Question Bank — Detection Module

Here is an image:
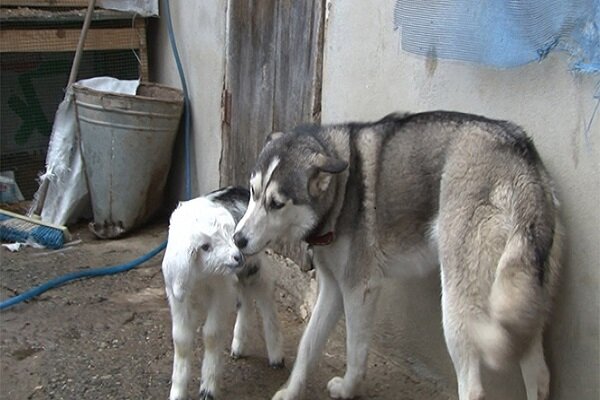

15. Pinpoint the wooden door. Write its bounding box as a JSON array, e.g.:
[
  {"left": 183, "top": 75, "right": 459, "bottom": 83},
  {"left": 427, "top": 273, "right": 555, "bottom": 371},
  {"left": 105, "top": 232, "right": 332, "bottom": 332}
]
[{"left": 221, "top": 0, "right": 325, "bottom": 267}]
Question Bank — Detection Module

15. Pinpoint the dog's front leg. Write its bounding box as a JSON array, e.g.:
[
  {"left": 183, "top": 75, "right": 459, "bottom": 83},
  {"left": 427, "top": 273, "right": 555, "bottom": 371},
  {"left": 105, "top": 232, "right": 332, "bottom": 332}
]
[
  {"left": 327, "top": 279, "right": 381, "bottom": 399},
  {"left": 231, "top": 285, "right": 252, "bottom": 360},
  {"left": 253, "top": 279, "right": 285, "bottom": 367},
  {"left": 169, "top": 296, "right": 200, "bottom": 400},
  {"left": 272, "top": 268, "right": 343, "bottom": 400},
  {"left": 200, "top": 290, "right": 230, "bottom": 399}
]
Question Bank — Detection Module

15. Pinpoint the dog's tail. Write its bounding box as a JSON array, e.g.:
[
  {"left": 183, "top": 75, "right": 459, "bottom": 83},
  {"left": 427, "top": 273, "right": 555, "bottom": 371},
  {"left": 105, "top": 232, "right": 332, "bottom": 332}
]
[{"left": 471, "top": 182, "right": 561, "bottom": 370}]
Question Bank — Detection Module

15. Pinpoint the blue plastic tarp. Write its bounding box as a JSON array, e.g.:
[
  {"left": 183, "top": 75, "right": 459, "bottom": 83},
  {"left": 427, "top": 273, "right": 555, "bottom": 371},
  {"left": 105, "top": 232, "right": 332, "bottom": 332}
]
[{"left": 394, "top": 0, "right": 600, "bottom": 72}]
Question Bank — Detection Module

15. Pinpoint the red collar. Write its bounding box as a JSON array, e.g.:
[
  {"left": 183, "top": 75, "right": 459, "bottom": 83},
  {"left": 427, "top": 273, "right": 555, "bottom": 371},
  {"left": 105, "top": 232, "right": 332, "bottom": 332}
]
[{"left": 306, "top": 231, "right": 335, "bottom": 246}]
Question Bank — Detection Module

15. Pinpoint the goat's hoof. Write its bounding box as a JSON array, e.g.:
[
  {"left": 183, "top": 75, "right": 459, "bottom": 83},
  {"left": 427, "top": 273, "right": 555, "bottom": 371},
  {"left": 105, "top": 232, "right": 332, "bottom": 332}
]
[
  {"left": 269, "top": 359, "right": 285, "bottom": 369},
  {"left": 231, "top": 351, "right": 247, "bottom": 360},
  {"left": 199, "top": 389, "right": 215, "bottom": 400}
]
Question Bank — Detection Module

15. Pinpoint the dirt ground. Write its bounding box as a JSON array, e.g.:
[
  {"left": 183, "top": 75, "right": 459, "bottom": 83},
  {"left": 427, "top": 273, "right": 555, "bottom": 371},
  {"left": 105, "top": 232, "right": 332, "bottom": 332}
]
[{"left": 0, "top": 221, "right": 453, "bottom": 400}]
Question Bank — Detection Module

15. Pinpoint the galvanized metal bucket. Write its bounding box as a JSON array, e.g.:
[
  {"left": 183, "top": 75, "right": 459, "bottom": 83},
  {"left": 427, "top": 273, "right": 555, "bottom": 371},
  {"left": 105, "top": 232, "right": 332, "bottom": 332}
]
[{"left": 73, "top": 82, "right": 184, "bottom": 239}]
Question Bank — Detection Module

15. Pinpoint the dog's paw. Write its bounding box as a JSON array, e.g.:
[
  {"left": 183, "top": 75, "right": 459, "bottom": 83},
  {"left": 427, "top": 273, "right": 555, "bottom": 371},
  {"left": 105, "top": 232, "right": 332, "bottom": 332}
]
[
  {"left": 231, "top": 338, "right": 247, "bottom": 359},
  {"left": 271, "top": 388, "right": 292, "bottom": 400},
  {"left": 327, "top": 376, "right": 355, "bottom": 399},
  {"left": 169, "top": 386, "right": 187, "bottom": 400},
  {"left": 199, "top": 388, "right": 215, "bottom": 400}
]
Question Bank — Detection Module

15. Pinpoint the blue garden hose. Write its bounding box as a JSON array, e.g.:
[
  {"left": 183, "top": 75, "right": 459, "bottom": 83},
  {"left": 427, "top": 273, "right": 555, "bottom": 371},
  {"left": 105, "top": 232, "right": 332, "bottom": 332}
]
[
  {"left": 163, "top": 0, "right": 192, "bottom": 200},
  {"left": 0, "top": 0, "right": 190, "bottom": 311},
  {"left": 0, "top": 242, "right": 167, "bottom": 310}
]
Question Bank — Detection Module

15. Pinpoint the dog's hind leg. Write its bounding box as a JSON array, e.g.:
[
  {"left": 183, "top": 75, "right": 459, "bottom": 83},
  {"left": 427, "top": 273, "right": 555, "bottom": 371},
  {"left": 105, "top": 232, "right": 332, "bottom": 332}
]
[
  {"left": 520, "top": 332, "right": 550, "bottom": 400},
  {"left": 200, "top": 289, "right": 231, "bottom": 399},
  {"left": 441, "top": 276, "right": 485, "bottom": 400},
  {"left": 451, "top": 345, "right": 484, "bottom": 400},
  {"left": 327, "top": 278, "right": 382, "bottom": 399},
  {"left": 169, "top": 296, "right": 200, "bottom": 400},
  {"left": 445, "top": 327, "right": 484, "bottom": 400},
  {"left": 272, "top": 268, "right": 343, "bottom": 400}
]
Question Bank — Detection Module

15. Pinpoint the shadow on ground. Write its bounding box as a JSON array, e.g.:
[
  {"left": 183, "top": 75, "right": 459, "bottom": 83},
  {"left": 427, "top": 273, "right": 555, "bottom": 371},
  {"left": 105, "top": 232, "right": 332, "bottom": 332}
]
[{"left": 0, "top": 222, "right": 453, "bottom": 400}]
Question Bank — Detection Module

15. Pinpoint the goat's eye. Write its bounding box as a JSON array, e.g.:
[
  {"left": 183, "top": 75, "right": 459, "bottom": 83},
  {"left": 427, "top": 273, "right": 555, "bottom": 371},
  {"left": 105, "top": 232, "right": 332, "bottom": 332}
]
[
  {"left": 270, "top": 199, "right": 285, "bottom": 210},
  {"left": 200, "top": 244, "right": 210, "bottom": 252}
]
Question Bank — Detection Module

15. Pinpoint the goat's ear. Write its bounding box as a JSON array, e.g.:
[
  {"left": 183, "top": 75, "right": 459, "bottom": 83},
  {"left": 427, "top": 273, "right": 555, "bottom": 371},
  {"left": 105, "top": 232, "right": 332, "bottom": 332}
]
[
  {"left": 265, "top": 131, "right": 286, "bottom": 144},
  {"left": 163, "top": 252, "right": 192, "bottom": 302},
  {"left": 314, "top": 154, "right": 348, "bottom": 174}
]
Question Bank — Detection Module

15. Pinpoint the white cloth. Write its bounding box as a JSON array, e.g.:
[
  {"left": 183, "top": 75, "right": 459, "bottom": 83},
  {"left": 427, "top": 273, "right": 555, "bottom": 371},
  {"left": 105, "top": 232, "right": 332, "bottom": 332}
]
[
  {"left": 32, "top": 77, "right": 140, "bottom": 225},
  {"left": 98, "top": 0, "right": 158, "bottom": 17}
]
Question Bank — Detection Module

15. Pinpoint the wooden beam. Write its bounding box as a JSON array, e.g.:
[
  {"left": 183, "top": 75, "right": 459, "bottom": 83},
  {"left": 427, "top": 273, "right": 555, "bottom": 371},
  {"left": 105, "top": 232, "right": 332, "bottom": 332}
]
[
  {"left": 135, "top": 19, "right": 149, "bottom": 79},
  {"left": 1, "top": 0, "right": 89, "bottom": 6},
  {"left": 0, "top": 7, "right": 140, "bottom": 24},
  {"left": 0, "top": 27, "right": 143, "bottom": 52}
]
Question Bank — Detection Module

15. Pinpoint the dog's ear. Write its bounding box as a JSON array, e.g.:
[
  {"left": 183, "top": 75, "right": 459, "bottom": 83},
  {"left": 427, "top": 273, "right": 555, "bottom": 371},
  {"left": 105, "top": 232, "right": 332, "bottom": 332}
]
[
  {"left": 309, "top": 172, "right": 333, "bottom": 196},
  {"left": 309, "top": 154, "right": 347, "bottom": 196},
  {"left": 314, "top": 154, "right": 348, "bottom": 174},
  {"left": 265, "top": 131, "right": 286, "bottom": 144}
]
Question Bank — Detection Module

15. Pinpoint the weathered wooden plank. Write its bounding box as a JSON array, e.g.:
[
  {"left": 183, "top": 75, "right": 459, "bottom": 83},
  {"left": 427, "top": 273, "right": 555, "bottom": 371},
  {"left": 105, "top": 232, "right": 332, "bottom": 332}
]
[
  {"left": 221, "top": 0, "right": 325, "bottom": 268},
  {"left": 0, "top": 26, "right": 144, "bottom": 53},
  {"left": 273, "top": 0, "right": 324, "bottom": 128},
  {"left": 272, "top": 0, "right": 325, "bottom": 266},
  {"left": 1, "top": 0, "right": 89, "bottom": 7},
  {"left": 136, "top": 19, "right": 149, "bottom": 80},
  {"left": 0, "top": 7, "right": 139, "bottom": 24},
  {"left": 221, "top": 0, "right": 278, "bottom": 187}
]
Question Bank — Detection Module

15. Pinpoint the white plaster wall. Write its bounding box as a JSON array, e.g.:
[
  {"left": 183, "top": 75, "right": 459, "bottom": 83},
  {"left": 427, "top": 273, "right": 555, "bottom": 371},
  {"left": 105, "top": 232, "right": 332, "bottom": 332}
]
[
  {"left": 148, "top": 1, "right": 598, "bottom": 397},
  {"left": 321, "top": 1, "right": 599, "bottom": 399},
  {"left": 150, "top": 0, "right": 227, "bottom": 199}
]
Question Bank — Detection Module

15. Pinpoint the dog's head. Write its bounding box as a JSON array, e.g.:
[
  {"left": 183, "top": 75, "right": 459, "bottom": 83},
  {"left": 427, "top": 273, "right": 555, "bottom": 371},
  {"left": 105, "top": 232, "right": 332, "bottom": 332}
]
[{"left": 234, "top": 129, "right": 347, "bottom": 255}]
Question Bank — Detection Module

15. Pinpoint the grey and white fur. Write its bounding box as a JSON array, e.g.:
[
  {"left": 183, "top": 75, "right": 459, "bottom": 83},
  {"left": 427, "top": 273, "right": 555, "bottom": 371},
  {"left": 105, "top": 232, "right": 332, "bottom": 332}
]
[
  {"left": 162, "top": 187, "right": 284, "bottom": 400},
  {"left": 234, "top": 112, "right": 562, "bottom": 400}
]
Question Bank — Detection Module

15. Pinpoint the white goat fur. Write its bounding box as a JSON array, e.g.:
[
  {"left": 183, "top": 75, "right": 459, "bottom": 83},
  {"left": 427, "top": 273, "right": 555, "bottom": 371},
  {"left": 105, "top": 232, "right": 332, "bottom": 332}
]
[{"left": 162, "top": 196, "right": 284, "bottom": 400}]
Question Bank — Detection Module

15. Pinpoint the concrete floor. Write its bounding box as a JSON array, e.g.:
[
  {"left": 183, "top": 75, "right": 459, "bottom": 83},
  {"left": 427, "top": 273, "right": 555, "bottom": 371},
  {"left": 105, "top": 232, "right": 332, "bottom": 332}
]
[{"left": 0, "top": 221, "right": 454, "bottom": 399}]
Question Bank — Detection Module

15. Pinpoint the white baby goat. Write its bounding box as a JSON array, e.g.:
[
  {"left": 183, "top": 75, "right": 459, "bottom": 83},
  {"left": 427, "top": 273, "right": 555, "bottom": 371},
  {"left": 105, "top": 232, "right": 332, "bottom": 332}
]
[{"left": 162, "top": 187, "right": 284, "bottom": 400}]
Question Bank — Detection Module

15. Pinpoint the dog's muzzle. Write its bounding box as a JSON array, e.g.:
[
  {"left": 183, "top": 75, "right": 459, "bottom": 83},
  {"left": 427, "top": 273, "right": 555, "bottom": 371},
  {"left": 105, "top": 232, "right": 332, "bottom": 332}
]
[{"left": 234, "top": 232, "right": 248, "bottom": 250}]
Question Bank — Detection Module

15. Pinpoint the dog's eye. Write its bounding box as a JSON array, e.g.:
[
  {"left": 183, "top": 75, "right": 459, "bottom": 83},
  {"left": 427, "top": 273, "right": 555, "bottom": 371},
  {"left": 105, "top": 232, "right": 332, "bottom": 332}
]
[
  {"left": 270, "top": 199, "right": 285, "bottom": 210},
  {"left": 200, "top": 244, "right": 211, "bottom": 252}
]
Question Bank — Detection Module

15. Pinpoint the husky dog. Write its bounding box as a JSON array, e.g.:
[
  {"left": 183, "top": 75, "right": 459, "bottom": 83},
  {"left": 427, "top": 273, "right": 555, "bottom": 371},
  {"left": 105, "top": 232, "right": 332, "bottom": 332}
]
[
  {"left": 162, "top": 187, "right": 284, "bottom": 400},
  {"left": 234, "top": 112, "right": 562, "bottom": 400}
]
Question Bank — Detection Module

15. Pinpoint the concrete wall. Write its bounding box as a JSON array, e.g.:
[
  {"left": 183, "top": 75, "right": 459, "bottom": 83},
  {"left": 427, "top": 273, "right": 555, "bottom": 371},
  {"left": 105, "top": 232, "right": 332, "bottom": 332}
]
[
  {"left": 151, "top": 1, "right": 598, "bottom": 398},
  {"left": 321, "top": 0, "right": 599, "bottom": 399},
  {"left": 150, "top": 0, "right": 227, "bottom": 199}
]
